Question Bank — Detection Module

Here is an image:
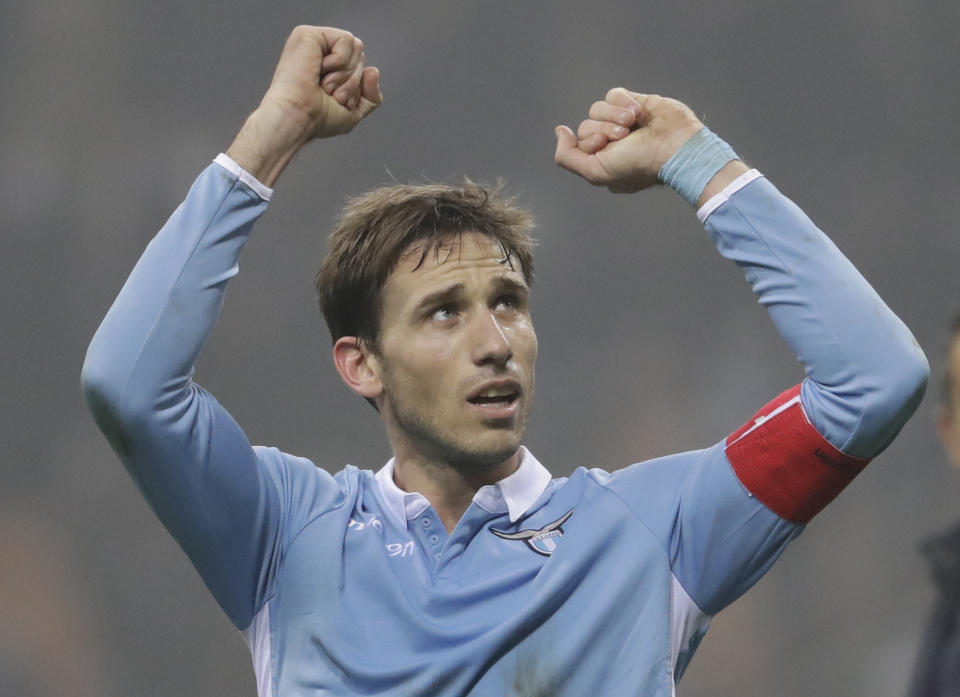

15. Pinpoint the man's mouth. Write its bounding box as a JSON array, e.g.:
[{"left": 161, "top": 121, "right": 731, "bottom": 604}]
[{"left": 466, "top": 381, "right": 522, "bottom": 409}]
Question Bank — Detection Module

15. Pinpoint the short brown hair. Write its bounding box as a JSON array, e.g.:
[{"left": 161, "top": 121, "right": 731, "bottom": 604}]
[{"left": 316, "top": 180, "right": 535, "bottom": 344}]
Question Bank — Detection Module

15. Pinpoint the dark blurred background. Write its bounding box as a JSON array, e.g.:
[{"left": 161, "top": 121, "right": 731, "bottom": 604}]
[{"left": 3, "top": 1, "right": 958, "bottom": 695}]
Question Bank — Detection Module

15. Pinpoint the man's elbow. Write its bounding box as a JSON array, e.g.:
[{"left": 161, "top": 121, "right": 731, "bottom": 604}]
[
  {"left": 884, "top": 339, "right": 929, "bottom": 416},
  {"left": 851, "top": 341, "right": 929, "bottom": 457},
  {"left": 81, "top": 346, "right": 117, "bottom": 409},
  {"left": 81, "top": 348, "right": 124, "bottom": 426},
  {"left": 81, "top": 346, "right": 148, "bottom": 436}
]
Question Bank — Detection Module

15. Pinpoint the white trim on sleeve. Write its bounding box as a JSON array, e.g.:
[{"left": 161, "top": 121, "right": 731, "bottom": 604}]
[
  {"left": 241, "top": 603, "right": 274, "bottom": 697},
  {"left": 669, "top": 574, "right": 711, "bottom": 683},
  {"left": 696, "top": 168, "right": 763, "bottom": 224},
  {"left": 213, "top": 153, "right": 274, "bottom": 202}
]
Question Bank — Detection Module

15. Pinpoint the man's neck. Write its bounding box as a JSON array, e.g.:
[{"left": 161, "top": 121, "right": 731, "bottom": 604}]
[{"left": 391, "top": 451, "right": 521, "bottom": 533}]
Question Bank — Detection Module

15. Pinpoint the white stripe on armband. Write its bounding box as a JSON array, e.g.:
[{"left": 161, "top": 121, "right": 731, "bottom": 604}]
[
  {"left": 696, "top": 169, "right": 763, "bottom": 224},
  {"left": 213, "top": 153, "right": 274, "bottom": 202}
]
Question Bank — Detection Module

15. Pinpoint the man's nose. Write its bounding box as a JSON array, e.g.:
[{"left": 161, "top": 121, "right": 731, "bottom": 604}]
[{"left": 471, "top": 310, "right": 513, "bottom": 367}]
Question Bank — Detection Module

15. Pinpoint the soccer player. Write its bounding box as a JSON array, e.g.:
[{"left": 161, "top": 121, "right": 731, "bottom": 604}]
[
  {"left": 82, "top": 25, "right": 928, "bottom": 696},
  {"left": 908, "top": 315, "right": 960, "bottom": 696}
]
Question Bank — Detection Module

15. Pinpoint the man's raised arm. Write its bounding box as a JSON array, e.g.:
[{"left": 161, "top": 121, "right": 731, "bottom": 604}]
[
  {"left": 554, "top": 88, "right": 928, "bottom": 510},
  {"left": 80, "top": 26, "right": 381, "bottom": 630}
]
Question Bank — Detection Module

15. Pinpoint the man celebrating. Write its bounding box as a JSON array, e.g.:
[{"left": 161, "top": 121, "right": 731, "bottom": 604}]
[{"left": 82, "top": 25, "right": 928, "bottom": 696}]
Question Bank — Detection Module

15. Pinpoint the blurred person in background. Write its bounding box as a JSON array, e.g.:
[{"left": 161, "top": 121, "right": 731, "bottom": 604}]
[
  {"left": 908, "top": 315, "right": 960, "bottom": 697},
  {"left": 0, "top": 511, "right": 111, "bottom": 697},
  {"left": 81, "top": 24, "right": 929, "bottom": 697}
]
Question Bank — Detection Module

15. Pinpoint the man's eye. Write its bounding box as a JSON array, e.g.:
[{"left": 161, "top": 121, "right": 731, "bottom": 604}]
[
  {"left": 430, "top": 306, "right": 457, "bottom": 321},
  {"left": 494, "top": 294, "right": 519, "bottom": 311}
]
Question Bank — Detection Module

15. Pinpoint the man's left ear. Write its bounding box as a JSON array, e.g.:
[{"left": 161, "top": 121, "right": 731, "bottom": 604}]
[{"left": 333, "top": 336, "right": 383, "bottom": 400}]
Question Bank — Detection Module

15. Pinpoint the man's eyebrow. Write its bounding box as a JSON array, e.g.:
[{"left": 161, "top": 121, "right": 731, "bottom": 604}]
[
  {"left": 413, "top": 283, "right": 465, "bottom": 312},
  {"left": 491, "top": 274, "right": 530, "bottom": 294}
]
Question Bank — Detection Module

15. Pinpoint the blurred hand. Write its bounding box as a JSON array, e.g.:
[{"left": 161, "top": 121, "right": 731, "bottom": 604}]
[
  {"left": 554, "top": 89, "right": 702, "bottom": 194},
  {"left": 227, "top": 25, "right": 383, "bottom": 186}
]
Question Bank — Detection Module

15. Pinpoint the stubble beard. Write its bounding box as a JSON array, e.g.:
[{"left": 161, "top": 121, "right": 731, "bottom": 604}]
[{"left": 387, "top": 385, "right": 534, "bottom": 475}]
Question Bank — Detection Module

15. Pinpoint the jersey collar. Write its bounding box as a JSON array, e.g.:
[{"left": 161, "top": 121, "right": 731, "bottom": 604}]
[{"left": 374, "top": 446, "right": 552, "bottom": 529}]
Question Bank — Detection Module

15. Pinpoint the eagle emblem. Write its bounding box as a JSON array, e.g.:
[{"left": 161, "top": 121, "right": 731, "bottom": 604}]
[{"left": 490, "top": 509, "right": 574, "bottom": 556}]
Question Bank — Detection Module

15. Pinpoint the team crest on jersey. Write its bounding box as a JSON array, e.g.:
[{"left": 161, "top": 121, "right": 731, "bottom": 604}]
[{"left": 490, "top": 509, "right": 574, "bottom": 556}]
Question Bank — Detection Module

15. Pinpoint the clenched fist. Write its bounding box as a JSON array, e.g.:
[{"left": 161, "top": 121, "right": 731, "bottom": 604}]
[
  {"left": 554, "top": 89, "right": 702, "bottom": 194},
  {"left": 227, "top": 26, "right": 383, "bottom": 187}
]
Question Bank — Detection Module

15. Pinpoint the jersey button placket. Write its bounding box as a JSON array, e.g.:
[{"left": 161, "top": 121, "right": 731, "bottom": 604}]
[{"left": 414, "top": 514, "right": 447, "bottom": 570}]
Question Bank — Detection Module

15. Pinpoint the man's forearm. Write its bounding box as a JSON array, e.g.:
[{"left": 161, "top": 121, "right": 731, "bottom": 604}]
[
  {"left": 81, "top": 158, "right": 269, "bottom": 429},
  {"left": 649, "top": 124, "right": 926, "bottom": 456},
  {"left": 700, "top": 172, "right": 928, "bottom": 458},
  {"left": 226, "top": 103, "right": 313, "bottom": 188}
]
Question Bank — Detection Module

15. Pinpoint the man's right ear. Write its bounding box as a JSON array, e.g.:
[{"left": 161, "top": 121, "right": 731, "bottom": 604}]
[{"left": 332, "top": 336, "right": 383, "bottom": 401}]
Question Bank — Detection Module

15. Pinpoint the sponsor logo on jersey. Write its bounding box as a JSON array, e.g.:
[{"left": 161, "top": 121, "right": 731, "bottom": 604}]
[
  {"left": 348, "top": 516, "right": 383, "bottom": 533},
  {"left": 490, "top": 509, "right": 574, "bottom": 556}
]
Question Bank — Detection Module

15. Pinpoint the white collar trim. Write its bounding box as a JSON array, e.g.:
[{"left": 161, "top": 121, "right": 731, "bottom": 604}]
[{"left": 374, "top": 446, "right": 551, "bottom": 529}]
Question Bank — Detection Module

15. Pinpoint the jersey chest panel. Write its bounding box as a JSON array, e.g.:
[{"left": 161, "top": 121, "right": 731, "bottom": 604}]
[{"left": 267, "top": 470, "right": 677, "bottom": 696}]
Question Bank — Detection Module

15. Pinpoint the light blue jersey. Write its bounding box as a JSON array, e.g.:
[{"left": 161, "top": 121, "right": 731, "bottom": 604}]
[{"left": 82, "top": 156, "right": 928, "bottom": 696}]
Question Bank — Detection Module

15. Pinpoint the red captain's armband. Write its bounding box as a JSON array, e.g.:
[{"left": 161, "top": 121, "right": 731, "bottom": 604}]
[{"left": 725, "top": 384, "right": 869, "bottom": 524}]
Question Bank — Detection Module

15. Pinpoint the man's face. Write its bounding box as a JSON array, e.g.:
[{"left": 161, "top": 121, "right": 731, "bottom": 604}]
[
  {"left": 371, "top": 232, "right": 537, "bottom": 470},
  {"left": 939, "top": 336, "right": 960, "bottom": 470}
]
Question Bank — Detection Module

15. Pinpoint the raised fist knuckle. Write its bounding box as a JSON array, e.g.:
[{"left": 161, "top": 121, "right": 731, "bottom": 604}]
[
  {"left": 290, "top": 25, "right": 317, "bottom": 42},
  {"left": 285, "top": 29, "right": 302, "bottom": 47}
]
